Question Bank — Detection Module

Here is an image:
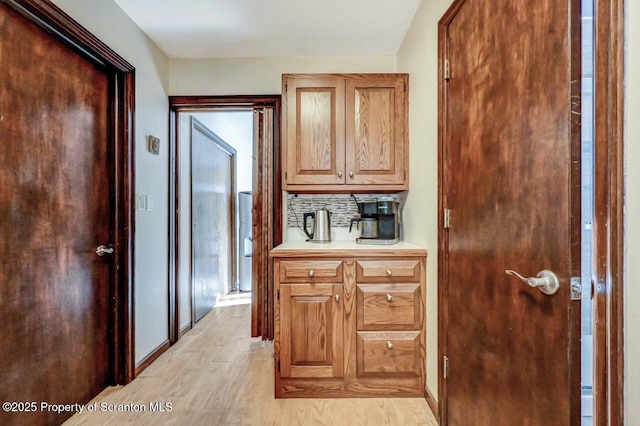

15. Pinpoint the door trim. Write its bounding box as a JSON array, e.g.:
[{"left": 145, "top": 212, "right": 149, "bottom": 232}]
[
  {"left": 593, "top": 0, "right": 625, "bottom": 423},
  {"left": 3, "top": 0, "right": 136, "bottom": 384},
  {"left": 168, "top": 95, "right": 282, "bottom": 343}
]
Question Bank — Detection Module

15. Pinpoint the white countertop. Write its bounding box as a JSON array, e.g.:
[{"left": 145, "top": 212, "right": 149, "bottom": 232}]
[{"left": 271, "top": 239, "right": 426, "bottom": 254}]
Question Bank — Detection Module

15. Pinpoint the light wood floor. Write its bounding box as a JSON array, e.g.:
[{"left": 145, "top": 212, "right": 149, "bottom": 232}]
[{"left": 65, "top": 299, "right": 437, "bottom": 425}]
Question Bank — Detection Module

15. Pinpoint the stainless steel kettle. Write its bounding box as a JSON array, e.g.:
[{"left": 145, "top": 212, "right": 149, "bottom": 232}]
[{"left": 303, "top": 209, "right": 332, "bottom": 242}]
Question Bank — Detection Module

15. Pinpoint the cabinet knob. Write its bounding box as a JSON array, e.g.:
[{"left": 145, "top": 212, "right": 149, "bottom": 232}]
[
  {"left": 335, "top": 294, "right": 340, "bottom": 302},
  {"left": 349, "top": 171, "right": 354, "bottom": 178},
  {"left": 386, "top": 269, "right": 393, "bottom": 276},
  {"left": 309, "top": 269, "right": 315, "bottom": 277},
  {"left": 338, "top": 171, "right": 343, "bottom": 178},
  {"left": 386, "top": 294, "right": 393, "bottom": 302},
  {"left": 387, "top": 341, "right": 394, "bottom": 350}
]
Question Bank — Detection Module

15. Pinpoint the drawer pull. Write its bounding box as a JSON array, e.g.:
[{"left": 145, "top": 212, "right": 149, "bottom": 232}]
[
  {"left": 386, "top": 294, "right": 394, "bottom": 302},
  {"left": 387, "top": 341, "right": 394, "bottom": 350},
  {"left": 335, "top": 294, "right": 340, "bottom": 302},
  {"left": 309, "top": 269, "right": 315, "bottom": 277},
  {"left": 386, "top": 269, "right": 393, "bottom": 276}
]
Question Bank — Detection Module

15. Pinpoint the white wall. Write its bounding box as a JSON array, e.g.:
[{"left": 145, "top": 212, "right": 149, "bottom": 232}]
[
  {"left": 192, "top": 111, "right": 254, "bottom": 192},
  {"left": 170, "top": 56, "right": 397, "bottom": 95},
  {"left": 51, "top": 0, "right": 171, "bottom": 364},
  {"left": 397, "top": 0, "right": 454, "bottom": 400},
  {"left": 626, "top": 0, "right": 639, "bottom": 420}
]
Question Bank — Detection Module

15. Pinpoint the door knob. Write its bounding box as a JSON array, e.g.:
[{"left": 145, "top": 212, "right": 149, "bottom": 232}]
[
  {"left": 96, "top": 245, "right": 114, "bottom": 256},
  {"left": 505, "top": 269, "right": 560, "bottom": 295}
]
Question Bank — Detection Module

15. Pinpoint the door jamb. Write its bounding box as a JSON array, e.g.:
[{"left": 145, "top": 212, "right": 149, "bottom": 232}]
[
  {"left": 3, "top": 0, "right": 136, "bottom": 385},
  {"left": 168, "top": 95, "right": 282, "bottom": 343},
  {"left": 593, "top": 0, "right": 625, "bottom": 423}
]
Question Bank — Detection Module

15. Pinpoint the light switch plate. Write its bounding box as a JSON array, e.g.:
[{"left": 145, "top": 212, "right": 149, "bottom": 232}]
[
  {"left": 137, "top": 194, "right": 146, "bottom": 211},
  {"left": 146, "top": 195, "right": 154, "bottom": 211},
  {"left": 147, "top": 135, "right": 160, "bottom": 155}
]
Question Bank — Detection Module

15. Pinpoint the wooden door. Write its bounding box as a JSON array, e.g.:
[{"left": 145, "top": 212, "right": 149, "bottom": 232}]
[
  {"left": 280, "top": 283, "right": 344, "bottom": 378},
  {"left": 440, "top": 0, "right": 581, "bottom": 424},
  {"left": 345, "top": 75, "right": 408, "bottom": 187},
  {"left": 191, "top": 118, "right": 236, "bottom": 323},
  {"left": 283, "top": 75, "right": 345, "bottom": 186},
  {"left": 0, "top": 4, "right": 114, "bottom": 425}
]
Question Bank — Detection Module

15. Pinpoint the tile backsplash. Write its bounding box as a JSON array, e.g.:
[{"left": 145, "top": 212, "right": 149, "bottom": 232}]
[{"left": 287, "top": 193, "right": 399, "bottom": 228}]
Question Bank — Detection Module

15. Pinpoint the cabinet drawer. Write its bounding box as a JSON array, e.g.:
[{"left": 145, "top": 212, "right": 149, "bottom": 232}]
[
  {"left": 356, "top": 331, "right": 420, "bottom": 378},
  {"left": 279, "top": 260, "right": 343, "bottom": 283},
  {"left": 356, "top": 284, "right": 420, "bottom": 330},
  {"left": 356, "top": 259, "right": 420, "bottom": 283}
]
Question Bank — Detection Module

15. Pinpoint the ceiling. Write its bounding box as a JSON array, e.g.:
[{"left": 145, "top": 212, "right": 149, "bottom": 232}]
[{"left": 113, "top": 0, "right": 422, "bottom": 59}]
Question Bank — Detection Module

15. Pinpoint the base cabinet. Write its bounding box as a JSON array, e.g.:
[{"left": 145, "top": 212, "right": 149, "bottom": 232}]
[{"left": 273, "top": 253, "right": 426, "bottom": 398}]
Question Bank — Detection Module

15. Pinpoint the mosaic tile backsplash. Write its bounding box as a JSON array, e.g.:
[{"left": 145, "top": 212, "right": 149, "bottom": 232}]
[{"left": 287, "top": 194, "right": 400, "bottom": 228}]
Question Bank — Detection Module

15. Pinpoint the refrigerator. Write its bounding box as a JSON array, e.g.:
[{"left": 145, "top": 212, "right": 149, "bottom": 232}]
[{"left": 238, "top": 191, "right": 252, "bottom": 292}]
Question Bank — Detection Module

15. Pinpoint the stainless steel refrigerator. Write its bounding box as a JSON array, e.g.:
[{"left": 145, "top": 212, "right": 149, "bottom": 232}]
[{"left": 238, "top": 191, "right": 252, "bottom": 292}]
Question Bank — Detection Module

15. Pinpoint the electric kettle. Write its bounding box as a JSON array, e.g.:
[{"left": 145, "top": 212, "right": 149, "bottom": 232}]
[{"left": 303, "top": 209, "right": 332, "bottom": 242}]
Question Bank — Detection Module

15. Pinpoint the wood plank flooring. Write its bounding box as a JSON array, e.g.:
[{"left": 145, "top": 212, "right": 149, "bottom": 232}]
[{"left": 65, "top": 299, "right": 437, "bottom": 425}]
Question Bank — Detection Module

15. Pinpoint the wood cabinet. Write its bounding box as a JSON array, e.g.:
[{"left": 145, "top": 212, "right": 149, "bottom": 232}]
[
  {"left": 282, "top": 74, "right": 409, "bottom": 192},
  {"left": 272, "top": 247, "right": 426, "bottom": 398}
]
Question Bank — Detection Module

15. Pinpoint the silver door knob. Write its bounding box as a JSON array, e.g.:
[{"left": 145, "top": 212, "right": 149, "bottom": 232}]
[
  {"left": 349, "top": 171, "right": 354, "bottom": 178},
  {"left": 386, "top": 294, "right": 394, "bottom": 302},
  {"left": 309, "top": 270, "right": 315, "bottom": 277},
  {"left": 338, "top": 171, "right": 343, "bottom": 178},
  {"left": 96, "top": 245, "right": 114, "bottom": 256},
  {"left": 335, "top": 294, "right": 340, "bottom": 302},
  {"left": 386, "top": 269, "right": 393, "bottom": 276},
  {"left": 505, "top": 269, "right": 560, "bottom": 295},
  {"left": 387, "top": 341, "right": 393, "bottom": 349}
]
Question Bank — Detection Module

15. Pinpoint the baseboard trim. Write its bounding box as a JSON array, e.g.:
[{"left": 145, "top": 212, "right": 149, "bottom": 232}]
[
  {"left": 134, "top": 339, "right": 170, "bottom": 377},
  {"left": 179, "top": 322, "right": 192, "bottom": 338},
  {"left": 424, "top": 386, "right": 439, "bottom": 423}
]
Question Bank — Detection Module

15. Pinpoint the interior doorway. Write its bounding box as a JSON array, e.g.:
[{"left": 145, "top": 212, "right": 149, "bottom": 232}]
[
  {"left": 169, "top": 96, "right": 282, "bottom": 343},
  {"left": 190, "top": 117, "right": 237, "bottom": 324}
]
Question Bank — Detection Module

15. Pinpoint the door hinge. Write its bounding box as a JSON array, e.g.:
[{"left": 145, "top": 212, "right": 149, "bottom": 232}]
[
  {"left": 444, "top": 208, "right": 451, "bottom": 229},
  {"left": 443, "top": 356, "right": 449, "bottom": 379},
  {"left": 403, "top": 80, "right": 407, "bottom": 92},
  {"left": 277, "top": 360, "right": 280, "bottom": 373},
  {"left": 404, "top": 170, "right": 407, "bottom": 181},
  {"left": 444, "top": 59, "right": 450, "bottom": 81},
  {"left": 570, "top": 277, "right": 582, "bottom": 300},
  {"left": 284, "top": 171, "right": 288, "bottom": 181},
  {"left": 277, "top": 289, "right": 280, "bottom": 300},
  {"left": 284, "top": 81, "right": 287, "bottom": 92}
]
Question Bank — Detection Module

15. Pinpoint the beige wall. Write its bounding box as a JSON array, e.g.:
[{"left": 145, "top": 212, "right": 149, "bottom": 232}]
[
  {"left": 397, "top": 0, "right": 454, "bottom": 400},
  {"left": 626, "top": 0, "right": 638, "bottom": 420},
  {"left": 50, "top": 0, "right": 171, "bottom": 364},
  {"left": 170, "top": 56, "right": 397, "bottom": 95}
]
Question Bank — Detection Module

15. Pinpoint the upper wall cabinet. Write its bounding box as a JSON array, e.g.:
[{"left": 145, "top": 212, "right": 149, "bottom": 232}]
[{"left": 282, "top": 74, "right": 409, "bottom": 193}]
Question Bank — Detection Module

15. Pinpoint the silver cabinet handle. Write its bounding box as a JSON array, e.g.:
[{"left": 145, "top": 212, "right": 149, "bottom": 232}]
[
  {"left": 335, "top": 294, "right": 340, "bottom": 302},
  {"left": 309, "top": 269, "right": 315, "bottom": 277},
  {"left": 386, "top": 269, "right": 393, "bottom": 276},
  {"left": 386, "top": 294, "right": 393, "bottom": 302},
  {"left": 387, "top": 341, "right": 393, "bottom": 349},
  {"left": 338, "top": 171, "right": 343, "bottom": 178},
  {"left": 96, "top": 245, "right": 114, "bottom": 256},
  {"left": 505, "top": 269, "right": 560, "bottom": 295},
  {"left": 349, "top": 171, "right": 354, "bottom": 178}
]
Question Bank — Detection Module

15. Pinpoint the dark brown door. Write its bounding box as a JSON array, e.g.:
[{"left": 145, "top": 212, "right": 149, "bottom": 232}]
[
  {"left": 0, "top": 4, "right": 113, "bottom": 425},
  {"left": 191, "top": 118, "right": 236, "bottom": 323},
  {"left": 440, "top": 0, "right": 580, "bottom": 424}
]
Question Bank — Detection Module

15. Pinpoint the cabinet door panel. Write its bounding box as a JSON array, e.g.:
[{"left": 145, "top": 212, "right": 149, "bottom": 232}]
[
  {"left": 280, "top": 283, "right": 343, "bottom": 378},
  {"left": 284, "top": 76, "right": 345, "bottom": 186},
  {"left": 346, "top": 75, "right": 407, "bottom": 186}
]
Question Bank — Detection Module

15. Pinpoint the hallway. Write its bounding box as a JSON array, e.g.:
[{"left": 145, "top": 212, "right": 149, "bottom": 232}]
[{"left": 65, "top": 300, "right": 437, "bottom": 425}]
